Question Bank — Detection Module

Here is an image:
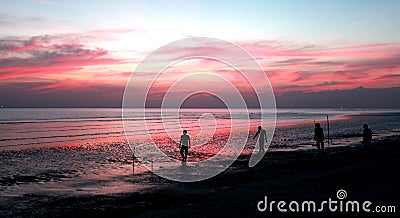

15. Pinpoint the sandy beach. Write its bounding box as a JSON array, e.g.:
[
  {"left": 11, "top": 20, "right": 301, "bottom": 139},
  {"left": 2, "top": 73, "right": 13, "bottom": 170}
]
[
  {"left": 0, "top": 113, "right": 399, "bottom": 217},
  {"left": 1, "top": 135, "right": 399, "bottom": 217}
]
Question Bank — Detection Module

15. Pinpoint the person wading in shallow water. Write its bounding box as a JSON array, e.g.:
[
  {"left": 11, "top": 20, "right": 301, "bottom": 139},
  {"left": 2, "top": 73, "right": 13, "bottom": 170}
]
[
  {"left": 253, "top": 126, "right": 266, "bottom": 153},
  {"left": 314, "top": 123, "right": 325, "bottom": 155},
  {"left": 179, "top": 130, "right": 190, "bottom": 162}
]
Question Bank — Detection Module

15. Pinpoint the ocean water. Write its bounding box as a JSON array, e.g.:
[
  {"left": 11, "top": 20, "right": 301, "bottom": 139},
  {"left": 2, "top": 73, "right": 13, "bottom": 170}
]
[
  {"left": 0, "top": 108, "right": 399, "bottom": 197},
  {"left": 1, "top": 108, "right": 400, "bottom": 150}
]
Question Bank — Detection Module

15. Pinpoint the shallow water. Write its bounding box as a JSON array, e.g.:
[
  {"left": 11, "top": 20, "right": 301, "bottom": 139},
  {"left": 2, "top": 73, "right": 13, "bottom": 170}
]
[
  {"left": 0, "top": 108, "right": 399, "bottom": 197},
  {"left": 1, "top": 108, "right": 398, "bottom": 149}
]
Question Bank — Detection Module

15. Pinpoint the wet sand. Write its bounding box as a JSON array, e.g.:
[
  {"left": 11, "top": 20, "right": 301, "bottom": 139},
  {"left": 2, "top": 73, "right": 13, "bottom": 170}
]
[{"left": 1, "top": 135, "right": 399, "bottom": 217}]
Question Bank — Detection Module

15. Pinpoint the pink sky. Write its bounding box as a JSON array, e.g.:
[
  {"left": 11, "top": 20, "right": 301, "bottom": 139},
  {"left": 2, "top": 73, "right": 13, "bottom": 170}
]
[
  {"left": 1, "top": 30, "right": 399, "bottom": 98},
  {"left": 1, "top": 0, "right": 400, "bottom": 107}
]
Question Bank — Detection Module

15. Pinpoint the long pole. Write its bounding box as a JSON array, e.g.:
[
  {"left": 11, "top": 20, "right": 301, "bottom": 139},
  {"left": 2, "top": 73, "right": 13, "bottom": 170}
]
[
  {"left": 132, "top": 144, "right": 136, "bottom": 174},
  {"left": 327, "top": 115, "right": 330, "bottom": 147}
]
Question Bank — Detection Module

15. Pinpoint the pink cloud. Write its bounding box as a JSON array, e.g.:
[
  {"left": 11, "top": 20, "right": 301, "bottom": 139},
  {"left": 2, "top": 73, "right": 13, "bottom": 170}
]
[
  {"left": 239, "top": 40, "right": 400, "bottom": 59},
  {"left": 132, "top": 39, "right": 400, "bottom": 95},
  {"left": 237, "top": 41, "right": 400, "bottom": 93},
  {"left": 0, "top": 34, "right": 126, "bottom": 80},
  {"left": 87, "top": 28, "right": 145, "bottom": 40},
  {"left": 1, "top": 32, "right": 400, "bottom": 107}
]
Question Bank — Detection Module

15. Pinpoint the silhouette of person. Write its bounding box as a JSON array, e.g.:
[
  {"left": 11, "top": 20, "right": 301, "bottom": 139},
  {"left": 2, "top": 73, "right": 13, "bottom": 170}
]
[
  {"left": 362, "top": 124, "right": 372, "bottom": 148},
  {"left": 314, "top": 123, "right": 325, "bottom": 155},
  {"left": 253, "top": 126, "right": 266, "bottom": 153},
  {"left": 179, "top": 130, "right": 190, "bottom": 162}
]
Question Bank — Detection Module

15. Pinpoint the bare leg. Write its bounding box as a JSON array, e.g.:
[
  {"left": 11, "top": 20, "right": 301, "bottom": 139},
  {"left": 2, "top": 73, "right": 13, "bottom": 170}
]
[
  {"left": 317, "top": 141, "right": 321, "bottom": 154},
  {"left": 321, "top": 141, "right": 325, "bottom": 154},
  {"left": 180, "top": 147, "right": 185, "bottom": 160},
  {"left": 259, "top": 141, "right": 265, "bottom": 153},
  {"left": 184, "top": 147, "right": 188, "bottom": 161}
]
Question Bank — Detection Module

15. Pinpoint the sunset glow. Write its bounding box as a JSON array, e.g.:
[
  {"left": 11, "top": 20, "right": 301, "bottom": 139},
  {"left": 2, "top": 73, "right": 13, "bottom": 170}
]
[{"left": 1, "top": 0, "right": 400, "bottom": 107}]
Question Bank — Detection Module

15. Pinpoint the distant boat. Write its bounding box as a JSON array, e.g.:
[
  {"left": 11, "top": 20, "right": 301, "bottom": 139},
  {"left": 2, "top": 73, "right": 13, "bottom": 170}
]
[{"left": 0, "top": 106, "right": 4, "bottom": 108}]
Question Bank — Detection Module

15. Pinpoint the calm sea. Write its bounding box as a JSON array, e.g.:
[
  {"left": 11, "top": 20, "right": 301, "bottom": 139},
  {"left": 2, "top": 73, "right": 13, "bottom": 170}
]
[{"left": 1, "top": 108, "right": 399, "bottom": 150}]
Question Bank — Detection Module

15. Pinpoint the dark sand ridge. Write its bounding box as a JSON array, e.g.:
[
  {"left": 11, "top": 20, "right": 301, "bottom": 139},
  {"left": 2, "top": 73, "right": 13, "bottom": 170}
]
[{"left": 1, "top": 135, "right": 399, "bottom": 217}]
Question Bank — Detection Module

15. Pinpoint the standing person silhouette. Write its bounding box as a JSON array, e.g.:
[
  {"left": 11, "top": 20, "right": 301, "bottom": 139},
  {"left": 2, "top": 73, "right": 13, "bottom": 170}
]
[
  {"left": 362, "top": 124, "right": 372, "bottom": 149},
  {"left": 253, "top": 126, "right": 266, "bottom": 153},
  {"left": 314, "top": 123, "right": 325, "bottom": 155},
  {"left": 179, "top": 130, "right": 190, "bottom": 162}
]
